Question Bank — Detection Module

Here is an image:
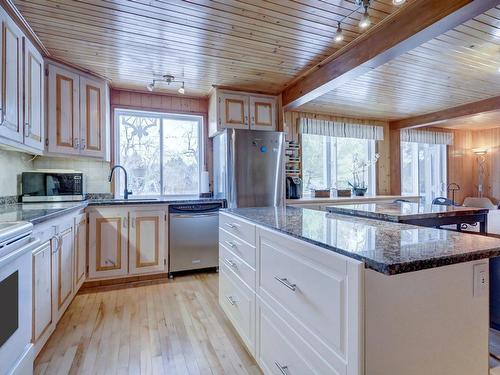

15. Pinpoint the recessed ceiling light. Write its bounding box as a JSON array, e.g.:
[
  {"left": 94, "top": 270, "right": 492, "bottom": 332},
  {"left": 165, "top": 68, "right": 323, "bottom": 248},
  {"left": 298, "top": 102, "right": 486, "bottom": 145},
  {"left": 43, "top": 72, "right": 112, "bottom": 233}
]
[{"left": 392, "top": 0, "right": 406, "bottom": 5}]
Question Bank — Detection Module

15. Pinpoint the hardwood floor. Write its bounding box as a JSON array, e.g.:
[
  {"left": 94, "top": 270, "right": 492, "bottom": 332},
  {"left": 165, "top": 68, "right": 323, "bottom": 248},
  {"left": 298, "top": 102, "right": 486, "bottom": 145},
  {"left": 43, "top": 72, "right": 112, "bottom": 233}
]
[{"left": 34, "top": 273, "right": 262, "bottom": 375}]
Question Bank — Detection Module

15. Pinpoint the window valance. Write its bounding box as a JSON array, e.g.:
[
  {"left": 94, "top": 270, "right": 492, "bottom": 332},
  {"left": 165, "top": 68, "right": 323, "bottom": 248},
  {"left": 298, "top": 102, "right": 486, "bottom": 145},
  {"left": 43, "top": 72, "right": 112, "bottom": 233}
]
[
  {"left": 298, "top": 117, "right": 384, "bottom": 140},
  {"left": 400, "top": 128, "right": 453, "bottom": 145}
]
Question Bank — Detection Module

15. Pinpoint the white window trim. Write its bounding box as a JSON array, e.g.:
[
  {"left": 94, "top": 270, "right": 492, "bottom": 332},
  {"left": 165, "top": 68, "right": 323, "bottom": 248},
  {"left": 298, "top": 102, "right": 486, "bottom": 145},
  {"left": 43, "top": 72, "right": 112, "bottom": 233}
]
[
  {"left": 113, "top": 108, "right": 204, "bottom": 198},
  {"left": 302, "top": 135, "right": 376, "bottom": 196}
]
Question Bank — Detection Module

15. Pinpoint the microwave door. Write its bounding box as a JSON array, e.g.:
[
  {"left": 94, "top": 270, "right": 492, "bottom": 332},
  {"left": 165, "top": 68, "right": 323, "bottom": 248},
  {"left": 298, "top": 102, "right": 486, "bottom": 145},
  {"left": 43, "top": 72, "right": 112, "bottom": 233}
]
[{"left": 46, "top": 175, "right": 57, "bottom": 196}]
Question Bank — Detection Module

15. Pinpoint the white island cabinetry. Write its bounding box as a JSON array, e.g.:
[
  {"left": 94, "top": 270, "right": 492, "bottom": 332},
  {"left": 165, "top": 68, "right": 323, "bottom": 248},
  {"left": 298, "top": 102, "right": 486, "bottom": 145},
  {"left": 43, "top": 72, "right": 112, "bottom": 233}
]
[{"left": 219, "top": 211, "right": 490, "bottom": 375}]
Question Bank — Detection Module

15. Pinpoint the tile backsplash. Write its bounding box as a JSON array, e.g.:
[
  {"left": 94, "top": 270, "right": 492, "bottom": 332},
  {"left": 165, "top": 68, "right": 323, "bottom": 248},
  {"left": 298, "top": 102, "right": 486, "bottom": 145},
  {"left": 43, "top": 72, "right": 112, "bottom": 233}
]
[
  {"left": 33, "top": 157, "right": 112, "bottom": 194},
  {"left": 0, "top": 150, "right": 34, "bottom": 196}
]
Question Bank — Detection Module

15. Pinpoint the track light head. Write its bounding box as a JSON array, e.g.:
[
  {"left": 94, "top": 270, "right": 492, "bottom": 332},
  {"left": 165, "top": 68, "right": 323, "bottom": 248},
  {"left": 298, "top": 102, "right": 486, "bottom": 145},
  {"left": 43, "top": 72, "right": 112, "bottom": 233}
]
[
  {"left": 178, "top": 82, "right": 185, "bottom": 95},
  {"left": 392, "top": 0, "right": 406, "bottom": 5},
  {"left": 359, "top": 6, "right": 371, "bottom": 29},
  {"left": 147, "top": 82, "right": 154, "bottom": 92},
  {"left": 334, "top": 21, "right": 344, "bottom": 43}
]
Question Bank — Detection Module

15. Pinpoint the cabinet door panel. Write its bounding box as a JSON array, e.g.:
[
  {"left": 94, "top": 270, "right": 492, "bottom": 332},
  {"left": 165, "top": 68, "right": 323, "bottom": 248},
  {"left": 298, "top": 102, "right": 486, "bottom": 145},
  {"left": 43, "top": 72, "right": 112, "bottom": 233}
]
[
  {"left": 23, "top": 38, "right": 44, "bottom": 151},
  {"left": 74, "top": 214, "right": 87, "bottom": 291},
  {"left": 250, "top": 96, "right": 276, "bottom": 131},
  {"left": 47, "top": 64, "right": 80, "bottom": 155},
  {"left": 219, "top": 92, "right": 248, "bottom": 129},
  {"left": 32, "top": 241, "right": 52, "bottom": 342},
  {"left": 89, "top": 210, "right": 128, "bottom": 279},
  {"left": 129, "top": 210, "right": 165, "bottom": 275},
  {"left": 80, "top": 77, "right": 105, "bottom": 157},
  {"left": 0, "top": 17, "right": 23, "bottom": 143},
  {"left": 57, "top": 227, "right": 73, "bottom": 313}
]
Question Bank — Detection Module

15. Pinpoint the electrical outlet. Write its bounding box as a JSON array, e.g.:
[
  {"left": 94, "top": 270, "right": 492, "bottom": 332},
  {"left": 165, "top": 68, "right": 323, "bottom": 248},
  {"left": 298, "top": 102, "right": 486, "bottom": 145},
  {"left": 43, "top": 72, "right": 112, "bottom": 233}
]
[{"left": 473, "top": 263, "right": 488, "bottom": 298}]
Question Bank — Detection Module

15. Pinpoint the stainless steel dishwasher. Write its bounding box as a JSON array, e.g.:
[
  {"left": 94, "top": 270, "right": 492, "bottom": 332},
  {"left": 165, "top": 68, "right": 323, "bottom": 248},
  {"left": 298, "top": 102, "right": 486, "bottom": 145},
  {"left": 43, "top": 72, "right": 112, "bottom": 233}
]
[{"left": 168, "top": 202, "right": 223, "bottom": 277}]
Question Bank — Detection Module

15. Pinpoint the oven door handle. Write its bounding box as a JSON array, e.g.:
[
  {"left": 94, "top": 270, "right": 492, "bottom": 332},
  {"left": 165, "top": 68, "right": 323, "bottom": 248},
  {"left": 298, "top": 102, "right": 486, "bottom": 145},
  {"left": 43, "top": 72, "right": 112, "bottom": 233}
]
[{"left": 0, "top": 238, "right": 40, "bottom": 266}]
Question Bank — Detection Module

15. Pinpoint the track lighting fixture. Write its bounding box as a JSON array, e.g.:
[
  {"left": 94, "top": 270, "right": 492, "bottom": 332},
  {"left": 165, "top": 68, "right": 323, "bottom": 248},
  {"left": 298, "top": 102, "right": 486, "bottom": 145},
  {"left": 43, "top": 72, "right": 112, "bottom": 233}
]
[
  {"left": 146, "top": 74, "right": 186, "bottom": 94},
  {"left": 359, "top": 6, "right": 371, "bottom": 29},
  {"left": 392, "top": 0, "right": 406, "bottom": 4},
  {"left": 334, "top": 21, "right": 344, "bottom": 42}
]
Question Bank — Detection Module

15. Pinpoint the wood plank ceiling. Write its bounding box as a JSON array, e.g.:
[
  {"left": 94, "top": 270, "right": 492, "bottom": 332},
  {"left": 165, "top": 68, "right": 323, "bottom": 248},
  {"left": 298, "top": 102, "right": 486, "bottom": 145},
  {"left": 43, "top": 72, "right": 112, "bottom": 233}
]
[
  {"left": 13, "top": 0, "right": 406, "bottom": 97},
  {"left": 297, "top": 5, "right": 500, "bottom": 121}
]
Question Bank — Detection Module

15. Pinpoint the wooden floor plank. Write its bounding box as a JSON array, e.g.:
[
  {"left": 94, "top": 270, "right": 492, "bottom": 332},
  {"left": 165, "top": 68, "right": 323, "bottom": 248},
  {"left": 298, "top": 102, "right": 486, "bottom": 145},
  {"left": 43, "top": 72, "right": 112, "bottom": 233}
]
[{"left": 34, "top": 274, "right": 261, "bottom": 375}]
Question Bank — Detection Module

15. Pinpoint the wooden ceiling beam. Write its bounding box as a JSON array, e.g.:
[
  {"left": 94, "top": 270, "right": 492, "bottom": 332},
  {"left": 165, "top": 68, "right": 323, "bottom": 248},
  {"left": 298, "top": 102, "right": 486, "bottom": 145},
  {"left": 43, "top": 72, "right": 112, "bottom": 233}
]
[
  {"left": 281, "top": 0, "right": 500, "bottom": 110},
  {"left": 389, "top": 95, "right": 500, "bottom": 130}
]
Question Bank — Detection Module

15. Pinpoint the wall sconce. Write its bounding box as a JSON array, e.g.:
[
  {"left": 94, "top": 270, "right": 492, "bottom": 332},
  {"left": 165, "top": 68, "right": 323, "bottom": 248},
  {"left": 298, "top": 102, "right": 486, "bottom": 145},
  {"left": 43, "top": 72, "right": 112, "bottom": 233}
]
[{"left": 473, "top": 148, "right": 488, "bottom": 197}]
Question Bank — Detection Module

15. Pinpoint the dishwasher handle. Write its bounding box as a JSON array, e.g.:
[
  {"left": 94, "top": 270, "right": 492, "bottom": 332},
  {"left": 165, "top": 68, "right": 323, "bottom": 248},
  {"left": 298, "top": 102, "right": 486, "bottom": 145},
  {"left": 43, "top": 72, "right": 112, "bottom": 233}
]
[{"left": 170, "top": 213, "right": 219, "bottom": 219}]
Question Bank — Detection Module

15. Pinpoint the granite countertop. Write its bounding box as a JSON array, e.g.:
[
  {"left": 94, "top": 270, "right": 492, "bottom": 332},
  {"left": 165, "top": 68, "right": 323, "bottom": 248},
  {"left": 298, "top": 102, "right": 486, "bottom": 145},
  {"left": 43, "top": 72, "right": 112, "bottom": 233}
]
[
  {"left": 0, "top": 197, "right": 225, "bottom": 225},
  {"left": 286, "top": 195, "right": 421, "bottom": 205},
  {"left": 0, "top": 201, "right": 89, "bottom": 225},
  {"left": 327, "top": 202, "right": 489, "bottom": 221},
  {"left": 223, "top": 206, "right": 500, "bottom": 275}
]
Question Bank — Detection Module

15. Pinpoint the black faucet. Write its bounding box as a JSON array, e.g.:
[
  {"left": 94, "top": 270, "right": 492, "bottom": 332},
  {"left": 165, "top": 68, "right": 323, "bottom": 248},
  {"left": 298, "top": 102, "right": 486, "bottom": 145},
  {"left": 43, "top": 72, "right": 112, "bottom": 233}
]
[{"left": 108, "top": 165, "right": 132, "bottom": 199}]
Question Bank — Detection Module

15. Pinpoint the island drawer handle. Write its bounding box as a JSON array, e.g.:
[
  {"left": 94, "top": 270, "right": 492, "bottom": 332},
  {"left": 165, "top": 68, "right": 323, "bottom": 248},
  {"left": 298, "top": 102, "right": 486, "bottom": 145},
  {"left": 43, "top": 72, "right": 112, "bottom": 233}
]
[
  {"left": 224, "top": 258, "right": 237, "bottom": 269},
  {"left": 225, "top": 240, "right": 239, "bottom": 248},
  {"left": 225, "top": 222, "right": 240, "bottom": 229},
  {"left": 274, "top": 361, "right": 289, "bottom": 375},
  {"left": 226, "top": 295, "right": 237, "bottom": 306},
  {"left": 274, "top": 276, "right": 297, "bottom": 292}
]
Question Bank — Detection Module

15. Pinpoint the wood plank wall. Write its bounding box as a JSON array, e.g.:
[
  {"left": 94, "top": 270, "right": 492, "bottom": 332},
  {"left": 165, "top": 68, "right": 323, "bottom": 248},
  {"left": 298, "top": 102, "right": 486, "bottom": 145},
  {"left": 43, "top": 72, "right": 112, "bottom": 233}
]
[
  {"left": 472, "top": 128, "right": 500, "bottom": 204},
  {"left": 109, "top": 89, "right": 213, "bottom": 187},
  {"left": 448, "top": 129, "right": 474, "bottom": 204},
  {"left": 284, "top": 110, "right": 391, "bottom": 195}
]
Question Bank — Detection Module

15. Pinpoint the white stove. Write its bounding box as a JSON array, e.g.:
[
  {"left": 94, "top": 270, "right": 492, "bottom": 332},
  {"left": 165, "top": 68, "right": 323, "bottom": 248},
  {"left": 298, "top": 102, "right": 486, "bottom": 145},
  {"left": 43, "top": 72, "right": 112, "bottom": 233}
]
[{"left": 0, "top": 221, "right": 38, "bottom": 375}]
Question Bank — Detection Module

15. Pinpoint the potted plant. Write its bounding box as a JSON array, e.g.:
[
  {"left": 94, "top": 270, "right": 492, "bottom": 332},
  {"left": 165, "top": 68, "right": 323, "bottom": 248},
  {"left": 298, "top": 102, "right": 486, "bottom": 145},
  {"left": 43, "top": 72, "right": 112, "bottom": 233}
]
[{"left": 349, "top": 153, "right": 380, "bottom": 196}]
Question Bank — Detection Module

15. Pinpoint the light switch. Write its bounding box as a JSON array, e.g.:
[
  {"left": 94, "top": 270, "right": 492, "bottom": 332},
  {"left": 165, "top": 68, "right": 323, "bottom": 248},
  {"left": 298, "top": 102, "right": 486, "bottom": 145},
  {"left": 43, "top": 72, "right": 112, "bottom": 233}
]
[{"left": 473, "top": 263, "right": 488, "bottom": 298}]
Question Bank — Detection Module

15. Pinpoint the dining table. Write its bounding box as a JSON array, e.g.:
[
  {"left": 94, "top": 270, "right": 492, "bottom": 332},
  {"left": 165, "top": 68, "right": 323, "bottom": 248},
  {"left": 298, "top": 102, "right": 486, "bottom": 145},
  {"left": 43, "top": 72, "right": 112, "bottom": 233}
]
[{"left": 326, "top": 201, "right": 490, "bottom": 234}]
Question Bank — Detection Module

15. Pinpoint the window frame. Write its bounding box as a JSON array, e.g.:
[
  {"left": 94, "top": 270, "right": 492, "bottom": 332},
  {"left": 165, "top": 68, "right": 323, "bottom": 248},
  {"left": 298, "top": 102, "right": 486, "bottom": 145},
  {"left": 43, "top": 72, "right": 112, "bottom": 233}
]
[
  {"left": 301, "top": 134, "right": 377, "bottom": 196},
  {"left": 113, "top": 108, "right": 204, "bottom": 198},
  {"left": 400, "top": 141, "right": 447, "bottom": 203}
]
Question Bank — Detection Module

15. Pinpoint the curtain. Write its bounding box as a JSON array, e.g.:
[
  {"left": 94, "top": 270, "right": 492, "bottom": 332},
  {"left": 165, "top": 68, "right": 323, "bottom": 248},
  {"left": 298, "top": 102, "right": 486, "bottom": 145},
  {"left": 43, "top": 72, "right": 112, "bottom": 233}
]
[
  {"left": 298, "top": 117, "right": 384, "bottom": 140},
  {"left": 400, "top": 128, "right": 453, "bottom": 145}
]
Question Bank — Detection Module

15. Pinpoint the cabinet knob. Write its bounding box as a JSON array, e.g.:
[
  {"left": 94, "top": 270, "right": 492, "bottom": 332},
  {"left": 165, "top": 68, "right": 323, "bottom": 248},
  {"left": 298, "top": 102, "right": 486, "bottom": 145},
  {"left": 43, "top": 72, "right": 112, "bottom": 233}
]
[
  {"left": 81, "top": 139, "right": 86, "bottom": 150},
  {"left": 73, "top": 138, "right": 80, "bottom": 149}
]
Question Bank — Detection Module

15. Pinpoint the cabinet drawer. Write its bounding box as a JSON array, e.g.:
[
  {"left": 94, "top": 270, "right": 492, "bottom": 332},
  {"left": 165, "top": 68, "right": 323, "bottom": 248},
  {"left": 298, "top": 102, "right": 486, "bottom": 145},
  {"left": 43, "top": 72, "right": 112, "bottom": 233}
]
[
  {"left": 219, "top": 264, "right": 255, "bottom": 354},
  {"left": 219, "top": 228, "right": 256, "bottom": 268},
  {"left": 219, "top": 213, "right": 255, "bottom": 246},
  {"left": 220, "top": 242, "right": 255, "bottom": 291},
  {"left": 259, "top": 230, "right": 348, "bottom": 356},
  {"left": 258, "top": 301, "right": 337, "bottom": 375}
]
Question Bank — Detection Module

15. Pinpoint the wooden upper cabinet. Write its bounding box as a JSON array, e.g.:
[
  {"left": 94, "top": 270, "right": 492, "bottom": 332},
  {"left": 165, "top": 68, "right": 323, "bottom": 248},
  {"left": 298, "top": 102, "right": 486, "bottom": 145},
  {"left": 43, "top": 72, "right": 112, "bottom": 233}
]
[
  {"left": 48, "top": 64, "right": 80, "bottom": 155},
  {"left": 219, "top": 92, "right": 249, "bottom": 129},
  {"left": 79, "top": 76, "right": 105, "bottom": 158},
  {"left": 23, "top": 38, "right": 44, "bottom": 151},
  {"left": 209, "top": 89, "right": 278, "bottom": 137},
  {"left": 0, "top": 14, "right": 23, "bottom": 143},
  {"left": 250, "top": 96, "right": 276, "bottom": 131},
  {"left": 128, "top": 210, "right": 165, "bottom": 275},
  {"left": 47, "top": 62, "right": 108, "bottom": 158}
]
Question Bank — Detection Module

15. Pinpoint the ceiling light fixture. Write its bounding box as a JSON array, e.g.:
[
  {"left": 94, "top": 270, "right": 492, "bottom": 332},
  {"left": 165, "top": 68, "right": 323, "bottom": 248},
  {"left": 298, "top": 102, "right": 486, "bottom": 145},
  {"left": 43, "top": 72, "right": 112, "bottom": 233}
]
[
  {"left": 392, "top": 0, "right": 406, "bottom": 5},
  {"left": 146, "top": 74, "right": 185, "bottom": 94},
  {"left": 334, "top": 21, "right": 344, "bottom": 42},
  {"left": 359, "top": 5, "right": 371, "bottom": 29}
]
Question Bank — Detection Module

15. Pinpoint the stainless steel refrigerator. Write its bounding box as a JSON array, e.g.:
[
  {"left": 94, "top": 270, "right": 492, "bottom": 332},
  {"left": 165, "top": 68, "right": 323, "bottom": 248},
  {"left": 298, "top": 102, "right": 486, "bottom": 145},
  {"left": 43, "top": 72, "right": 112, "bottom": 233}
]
[{"left": 213, "top": 129, "right": 285, "bottom": 208}]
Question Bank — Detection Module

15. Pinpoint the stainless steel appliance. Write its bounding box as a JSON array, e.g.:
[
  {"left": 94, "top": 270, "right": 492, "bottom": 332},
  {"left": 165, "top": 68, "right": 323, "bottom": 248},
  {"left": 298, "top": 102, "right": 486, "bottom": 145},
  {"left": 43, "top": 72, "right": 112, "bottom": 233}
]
[
  {"left": 213, "top": 129, "right": 285, "bottom": 208},
  {"left": 169, "top": 202, "right": 224, "bottom": 277},
  {"left": 21, "top": 170, "right": 85, "bottom": 202},
  {"left": 0, "top": 221, "right": 39, "bottom": 375}
]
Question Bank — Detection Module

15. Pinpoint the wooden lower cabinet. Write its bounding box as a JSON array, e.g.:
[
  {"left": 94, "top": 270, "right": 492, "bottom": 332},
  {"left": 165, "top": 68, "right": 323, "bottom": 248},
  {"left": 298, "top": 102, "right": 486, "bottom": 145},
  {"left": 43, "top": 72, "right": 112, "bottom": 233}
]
[
  {"left": 88, "top": 206, "right": 167, "bottom": 280},
  {"left": 54, "top": 225, "right": 74, "bottom": 320},
  {"left": 129, "top": 210, "right": 165, "bottom": 275},
  {"left": 74, "top": 213, "right": 87, "bottom": 290},
  {"left": 32, "top": 241, "right": 52, "bottom": 343},
  {"left": 88, "top": 209, "right": 128, "bottom": 279}
]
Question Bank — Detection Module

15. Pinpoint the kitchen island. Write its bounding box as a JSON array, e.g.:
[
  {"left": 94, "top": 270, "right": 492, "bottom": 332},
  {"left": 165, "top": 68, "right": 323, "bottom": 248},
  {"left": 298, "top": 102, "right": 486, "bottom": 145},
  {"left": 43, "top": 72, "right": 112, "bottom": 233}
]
[{"left": 218, "top": 206, "right": 500, "bottom": 375}]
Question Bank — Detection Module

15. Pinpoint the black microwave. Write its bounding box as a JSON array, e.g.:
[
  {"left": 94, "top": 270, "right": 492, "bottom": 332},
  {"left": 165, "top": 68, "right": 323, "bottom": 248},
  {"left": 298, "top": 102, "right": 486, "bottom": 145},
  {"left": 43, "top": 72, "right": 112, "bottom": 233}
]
[{"left": 21, "top": 171, "right": 85, "bottom": 202}]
